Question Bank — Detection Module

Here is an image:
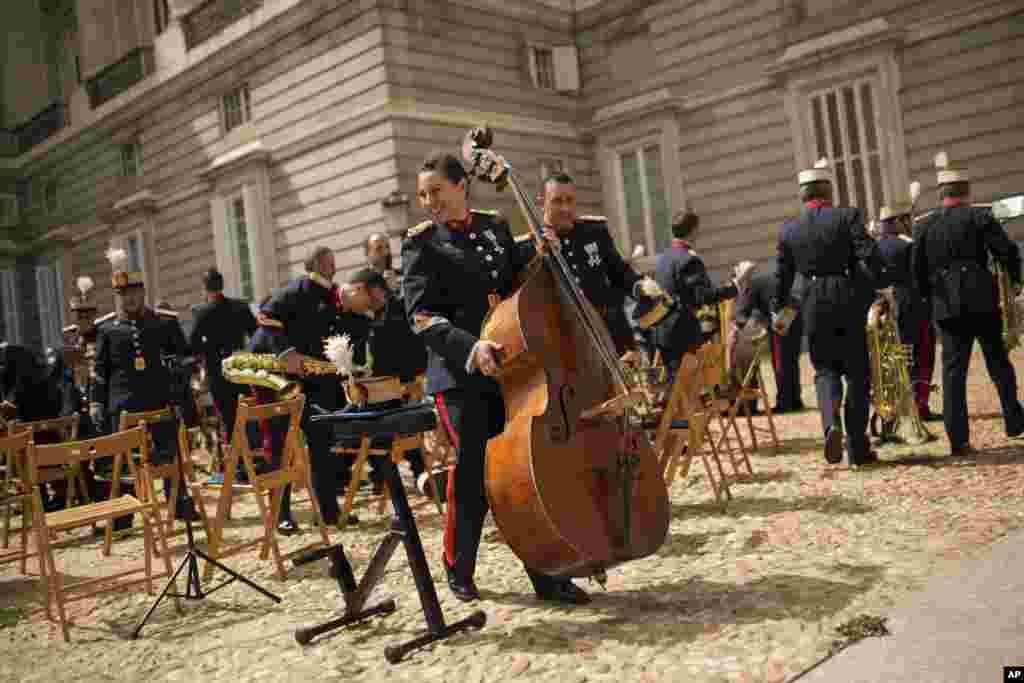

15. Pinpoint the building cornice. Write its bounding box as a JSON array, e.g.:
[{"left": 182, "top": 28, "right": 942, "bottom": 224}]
[
  {"left": 97, "top": 189, "right": 160, "bottom": 224},
  {"left": 198, "top": 140, "right": 272, "bottom": 182},
  {"left": 582, "top": 78, "right": 775, "bottom": 139},
  {"left": 766, "top": 18, "right": 905, "bottom": 79},
  {"left": 905, "top": 0, "right": 1022, "bottom": 44}
]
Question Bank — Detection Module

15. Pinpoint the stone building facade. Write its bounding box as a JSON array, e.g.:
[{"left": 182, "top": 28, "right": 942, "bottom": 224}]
[{"left": 1, "top": 0, "right": 1022, "bottom": 349}]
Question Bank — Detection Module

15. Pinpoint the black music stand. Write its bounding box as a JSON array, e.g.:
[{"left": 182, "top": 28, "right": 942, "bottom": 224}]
[
  {"left": 131, "top": 405, "right": 281, "bottom": 639},
  {"left": 295, "top": 406, "right": 485, "bottom": 663}
]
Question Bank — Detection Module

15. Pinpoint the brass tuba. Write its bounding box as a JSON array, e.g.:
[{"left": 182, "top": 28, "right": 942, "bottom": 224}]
[
  {"left": 866, "top": 290, "right": 933, "bottom": 444},
  {"left": 994, "top": 260, "right": 1020, "bottom": 351}
]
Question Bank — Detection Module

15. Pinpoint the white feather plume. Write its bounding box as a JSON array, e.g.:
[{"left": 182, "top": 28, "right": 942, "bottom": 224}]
[
  {"left": 909, "top": 181, "right": 921, "bottom": 204},
  {"left": 105, "top": 247, "right": 128, "bottom": 271},
  {"left": 813, "top": 157, "right": 829, "bottom": 169},
  {"left": 76, "top": 276, "right": 94, "bottom": 296},
  {"left": 324, "top": 334, "right": 355, "bottom": 375},
  {"left": 934, "top": 151, "right": 949, "bottom": 169}
]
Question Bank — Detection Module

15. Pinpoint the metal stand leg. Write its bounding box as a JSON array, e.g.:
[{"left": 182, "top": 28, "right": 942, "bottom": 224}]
[
  {"left": 293, "top": 458, "right": 485, "bottom": 662},
  {"left": 132, "top": 446, "right": 281, "bottom": 639}
]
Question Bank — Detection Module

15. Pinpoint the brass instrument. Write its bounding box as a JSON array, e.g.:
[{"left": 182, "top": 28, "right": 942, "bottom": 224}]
[
  {"left": 994, "top": 260, "right": 1020, "bottom": 351},
  {"left": 220, "top": 352, "right": 344, "bottom": 398},
  {"left": 866, "top": 291, "right": 932, "bottom": 444}
]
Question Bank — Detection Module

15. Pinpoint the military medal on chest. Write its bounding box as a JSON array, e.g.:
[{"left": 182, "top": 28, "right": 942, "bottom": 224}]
[
  {"left": 483, "top": 229, "right": 504, "bottom": 254},
  {"left": 584, "top": 242, "right": 601, "bottom": 267},
  {"left": 132, "top": 327, "right": 146, "bottom": 371}
]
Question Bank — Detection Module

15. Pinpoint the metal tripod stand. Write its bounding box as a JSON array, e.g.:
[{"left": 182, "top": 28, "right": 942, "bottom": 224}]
[{"left": 131, "top": 410, "right": 281, "bottom": 638}]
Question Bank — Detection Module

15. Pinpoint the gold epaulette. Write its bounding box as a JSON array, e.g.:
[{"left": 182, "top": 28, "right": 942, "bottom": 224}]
[
  {"left": 514, "top": 233, "right": 533, "bottom": 243},
  {"left": 470, "top": 208, "right": 500, "bottom": 217},
  {"left": 577, "top": 215, "right": 607, "bottom": 222},
  {"left": 62, "top": 324, "right": 79, "bottom": 334},
  {"left": 155, "top": 308, "right": 179, "bottom": 319},
  {"left": 898, "top": 234, "right": 913, "bottom": 243},
  {"left": 406, "top": 220, "right": 434, "bottom": 239},
  {"left": 94, "top": 312, "right": 116, "bottom": 326}
]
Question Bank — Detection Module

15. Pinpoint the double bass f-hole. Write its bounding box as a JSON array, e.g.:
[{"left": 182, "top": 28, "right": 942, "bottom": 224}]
[{"left": 551, "top": 383, "right": 576, "bottom": 443}]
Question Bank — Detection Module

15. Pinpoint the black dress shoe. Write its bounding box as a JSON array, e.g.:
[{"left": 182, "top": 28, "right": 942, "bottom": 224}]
[
  {"left": 850, "top": 450, "right": 879, "bottom": 468},
  {"left": 277, "top": 518, "right": 299, "bottom": 535},
  {"left": 824, "top": 426, "right": 844, "bottom": 464},
  {"left": 443, "top": 562, "right": 480, "bottom": 602},
  {"left": 536, "top": 579, "right": 591, "bottom": 605},
  {"left": 950, "top": 444, "right": 977, "bottom": 458}
]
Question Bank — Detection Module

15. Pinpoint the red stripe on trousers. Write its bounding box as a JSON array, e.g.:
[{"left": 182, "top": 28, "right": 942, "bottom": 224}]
[
  {"left": 434, "top": 393, "right": 460, "bottom": 569},
  {"left": 771, "top": 332, "right": 782, "bottom": 375}
]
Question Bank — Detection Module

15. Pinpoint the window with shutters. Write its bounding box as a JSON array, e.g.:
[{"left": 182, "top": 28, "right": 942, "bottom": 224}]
[
  {"left": 807, "top": 77, "right": 887, "bottom": 219},
  {"left": 121, "top": 141, "right": 141, "bottom": 177},
  {"left": 221, "top": 84, "right": 252, "bottom": 134},
  {"left": 527, "top": 45, "right": 579, "bottom": 92},
  {"left": 35, "top": 261, "right": 65, "bottom": 352},
  {"left": 226, "top": 194, "right": 255, "bottom": 301},
  {"left": 617, "top": 144, "right": 671, "bottom": 256},
  {"left": 0, "top": 269, "right": 21, "bottom": 345}
]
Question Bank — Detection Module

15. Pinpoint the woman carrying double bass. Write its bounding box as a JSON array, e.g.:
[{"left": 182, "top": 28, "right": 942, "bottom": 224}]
[{"left": 401, "top": 151, "right": 591, "bottom": 605}]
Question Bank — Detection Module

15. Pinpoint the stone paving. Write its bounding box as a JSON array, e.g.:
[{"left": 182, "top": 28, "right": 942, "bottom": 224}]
[{"left": 2, "top": 347, "right": 1024, "bottom": 682}]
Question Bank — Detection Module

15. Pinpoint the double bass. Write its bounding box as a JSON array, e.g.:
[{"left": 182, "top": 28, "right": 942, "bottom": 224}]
[{"left": 461, "top": 127, "right": 670, "bottom": 579}]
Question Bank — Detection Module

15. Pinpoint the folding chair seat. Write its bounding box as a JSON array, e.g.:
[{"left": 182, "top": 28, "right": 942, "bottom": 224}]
[
  {"left": 28, "top": 427, "right": 178, "bottom": 642},
  {"left": 196, "top": 394, "right": 330, "bottom": 581},
  {"left": 106, "top": 408, "right": 210, "bottom": 555},
  {"left": 651, "top": 353, "right": 732, "bottom": 505}
]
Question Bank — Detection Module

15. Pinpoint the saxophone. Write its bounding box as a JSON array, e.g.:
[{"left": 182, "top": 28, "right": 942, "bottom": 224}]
[
  {"left": 220, "top": 352, "right": 344, "bottom": 398},
  {"left": 866, "top": 291, "right": 933, "bottom": 444}
]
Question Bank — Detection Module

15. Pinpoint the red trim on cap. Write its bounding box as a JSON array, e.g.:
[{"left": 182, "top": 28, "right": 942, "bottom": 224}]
[
  {"left": 805, "top": 200, "right": 833, "bottom": 209},
  {"left": 942, "top": 198, "right": 964, "bottom": 208},
  {"left": 671, "top": 239, "right": 691, "bottom": 250}
]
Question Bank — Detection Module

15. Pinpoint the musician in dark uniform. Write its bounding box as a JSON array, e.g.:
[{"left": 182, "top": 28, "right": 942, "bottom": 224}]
[
  {"left": 912, "top": 153, "right": 1024, "bottom": 455},
  {"left": 772, "top": 159, "right": 883, "bottom": 467},
  {"left": 403, "top": 151, "right": 589, "bottom": 605},
  {"left": 255, "top": 245, "right": 364, "bottom": 528},
  {"left": 653, "top": 209, "right": 753, "bottom": 383},
  {"left": 529, "top": 172, "right": 665, "bottom": 356},
  {"left": 735, "top": 268, "right": 805, "bottom": 413},
  {"left": 62, "top": 275, "right": 102, "bottom": 438},
  {"left": 875, "top": 199, "right": 937, "bottom": 421},
  {"left": 341, "top": 268, "right": 431, "bottom": 491},
  {"left": 189, "top": 268, "right": 258, "bottom": 447},
  {"left": 365, "top": 232, "right": 402, "bottom": 292},
  {"left": 90, "top": 248, "right": 190, "bottom": 522}
]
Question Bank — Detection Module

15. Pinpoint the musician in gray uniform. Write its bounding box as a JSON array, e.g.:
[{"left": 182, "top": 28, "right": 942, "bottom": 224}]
[
  {"left": 772, "top": 159, "right": 884, "bottom": 467},
  {"left": 912, "top": 153, "right": 1024, "bottom": 455}
]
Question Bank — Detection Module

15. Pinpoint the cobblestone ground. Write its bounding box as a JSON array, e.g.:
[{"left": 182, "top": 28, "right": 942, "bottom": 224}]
[{"left": 3, "top": 348, "right": 1024, "bottom": 683}]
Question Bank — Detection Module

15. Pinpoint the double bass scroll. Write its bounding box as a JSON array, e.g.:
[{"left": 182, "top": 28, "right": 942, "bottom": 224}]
[{"left": 461, "top": 126, "right": 670, "bottom": 579}]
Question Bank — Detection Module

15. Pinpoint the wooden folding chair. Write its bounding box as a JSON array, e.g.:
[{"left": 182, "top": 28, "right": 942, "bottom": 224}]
[
  {"left": 197, "top": 394, "right": 329, "bottom": 581},
  {"left": 9, "top": 415, "right": 90, "bottom": 521},
  {"left": 719, "top": 334, "right": 780, "bottom": 455},
  {"left": 698, "top": 342, "right": 755, "bottom": 478},
  {"left": 107, "top": 408, "right": 210, "bottom": 555},
  {"left": 0, "top": 431, "right": 42, "bottom": 578},
  {"left": 332, "top": 376, "right": 446, "bottom": 525},
  {"left": 652, "top": 353, "right": 732, "bottom": 504},
  {"left": 29, "top": 427, "right": 178, "bottom": 642}
]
